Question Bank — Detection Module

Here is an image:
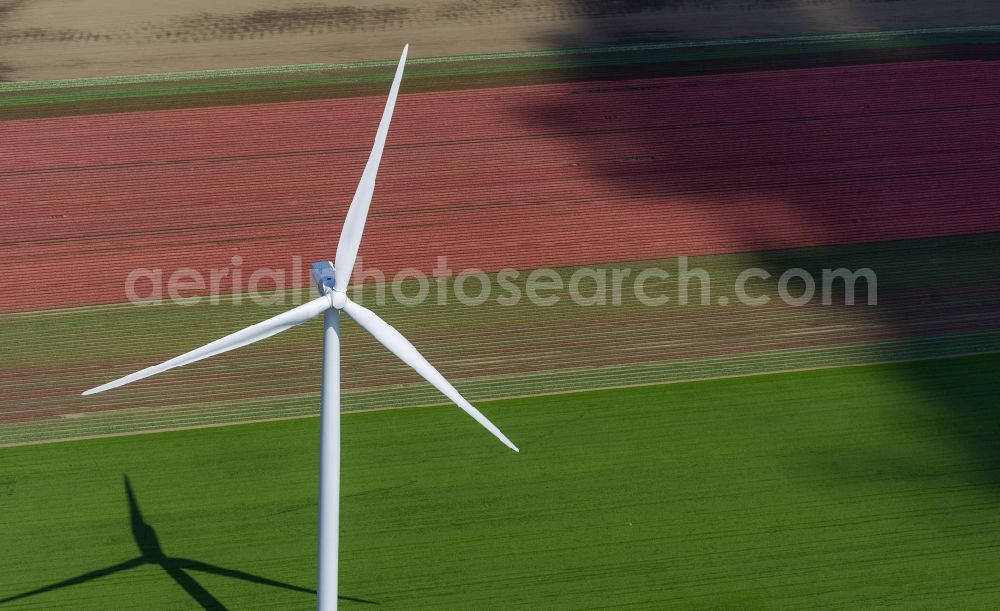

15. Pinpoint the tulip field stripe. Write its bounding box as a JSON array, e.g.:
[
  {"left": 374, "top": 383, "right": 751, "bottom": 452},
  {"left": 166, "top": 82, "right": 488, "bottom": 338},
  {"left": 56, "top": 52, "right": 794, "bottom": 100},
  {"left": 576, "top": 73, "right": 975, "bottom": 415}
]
[
  {"left": 3, "top": 231, "right": 1000, "bottom": 444},
  {"left": 2, "top": 354, "right": 1000, "bottom": 608},
  {"left": 3, "top": 60, "right": 1000, "bottom": 315}
]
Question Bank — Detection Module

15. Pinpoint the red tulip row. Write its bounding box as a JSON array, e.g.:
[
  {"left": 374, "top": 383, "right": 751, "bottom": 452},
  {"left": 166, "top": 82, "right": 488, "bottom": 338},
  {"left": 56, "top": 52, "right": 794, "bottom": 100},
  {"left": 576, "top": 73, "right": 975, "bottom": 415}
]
[{"left": 2, "top": 59, "right": 998, "bottom": 313}]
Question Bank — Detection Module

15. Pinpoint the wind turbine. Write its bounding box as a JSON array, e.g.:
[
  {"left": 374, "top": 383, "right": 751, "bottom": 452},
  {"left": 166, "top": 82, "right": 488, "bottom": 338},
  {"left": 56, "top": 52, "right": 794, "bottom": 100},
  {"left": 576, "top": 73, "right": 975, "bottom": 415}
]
[{"left": 82, "top": 44, "right": 519, "bottom": 611}]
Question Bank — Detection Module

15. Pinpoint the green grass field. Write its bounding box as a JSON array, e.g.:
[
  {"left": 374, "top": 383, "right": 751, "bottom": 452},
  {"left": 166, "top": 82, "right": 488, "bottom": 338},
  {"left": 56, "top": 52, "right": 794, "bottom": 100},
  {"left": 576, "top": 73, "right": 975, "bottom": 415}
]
[{"left": 3, "top": 354, "right": 999, "bottom": 609}]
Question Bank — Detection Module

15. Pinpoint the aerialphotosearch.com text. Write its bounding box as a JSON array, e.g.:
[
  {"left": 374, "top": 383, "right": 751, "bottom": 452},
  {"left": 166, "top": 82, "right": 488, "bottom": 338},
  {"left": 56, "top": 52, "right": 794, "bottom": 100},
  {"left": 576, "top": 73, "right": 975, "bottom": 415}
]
[{"left": 125, "top": 256, "right": 878, "bottom": 308}]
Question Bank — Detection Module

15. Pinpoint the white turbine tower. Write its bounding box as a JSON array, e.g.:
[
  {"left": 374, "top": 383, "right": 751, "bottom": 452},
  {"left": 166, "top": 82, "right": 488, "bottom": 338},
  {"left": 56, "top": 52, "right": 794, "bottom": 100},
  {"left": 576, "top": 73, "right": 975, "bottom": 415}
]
[{"left": 82, "top": 44, "right": 519, "bottom": 611}]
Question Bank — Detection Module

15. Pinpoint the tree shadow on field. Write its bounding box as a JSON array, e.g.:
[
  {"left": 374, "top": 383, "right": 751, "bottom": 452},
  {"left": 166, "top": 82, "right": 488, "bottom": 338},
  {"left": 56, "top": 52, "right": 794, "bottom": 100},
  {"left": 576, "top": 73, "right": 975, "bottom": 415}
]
[
  {"left": 520, "top": 0, "right": 1000, "bottom": 485},
  {"left": 0, "top": 476, "right": 378, "bottom": 608}
]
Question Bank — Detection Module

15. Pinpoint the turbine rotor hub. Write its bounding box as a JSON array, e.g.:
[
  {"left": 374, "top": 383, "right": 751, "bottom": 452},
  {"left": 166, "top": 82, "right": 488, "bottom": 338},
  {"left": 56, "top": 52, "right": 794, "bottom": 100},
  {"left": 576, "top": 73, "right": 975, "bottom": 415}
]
[{"left": 330, "top": 290, "right": 347, "bottom": 309}]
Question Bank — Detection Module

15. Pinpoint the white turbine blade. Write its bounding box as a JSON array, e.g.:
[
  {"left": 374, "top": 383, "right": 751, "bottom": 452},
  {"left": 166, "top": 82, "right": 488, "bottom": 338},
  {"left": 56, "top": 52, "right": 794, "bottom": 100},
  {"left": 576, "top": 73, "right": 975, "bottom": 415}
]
[
  {"left": 334, "top": 44, "right": 409, "bottom": 292},
  {"left": 83, "top": 295, "right": 333, "bottom": 396},
  {"left": 342, "top": 297, "right": 519, "bottom": 452}
]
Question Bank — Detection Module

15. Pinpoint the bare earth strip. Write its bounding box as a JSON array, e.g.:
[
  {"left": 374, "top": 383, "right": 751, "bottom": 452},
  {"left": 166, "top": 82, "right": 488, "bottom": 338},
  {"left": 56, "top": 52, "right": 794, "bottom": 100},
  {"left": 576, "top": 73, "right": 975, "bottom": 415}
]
[{"left": 2, "top": 0, "right": 1000, "bottom": 81}]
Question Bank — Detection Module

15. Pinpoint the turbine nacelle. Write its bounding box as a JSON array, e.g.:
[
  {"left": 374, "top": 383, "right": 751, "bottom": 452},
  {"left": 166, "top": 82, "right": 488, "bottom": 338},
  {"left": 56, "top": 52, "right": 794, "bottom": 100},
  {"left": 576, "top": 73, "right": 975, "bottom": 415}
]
[
  {"left": 311, "top": 261, "right": 336, "bottom": 295},
  {"left": 311, "top": 260, "right": 348, "bottom": 309}
]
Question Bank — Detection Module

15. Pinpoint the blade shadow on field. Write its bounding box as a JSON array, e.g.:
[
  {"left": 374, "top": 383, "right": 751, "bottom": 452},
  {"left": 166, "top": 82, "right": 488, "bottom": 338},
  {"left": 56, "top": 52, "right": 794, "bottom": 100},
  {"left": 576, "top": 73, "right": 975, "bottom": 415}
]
[{"left": 0, "top": 476, "right": 378, "bottom": 608}]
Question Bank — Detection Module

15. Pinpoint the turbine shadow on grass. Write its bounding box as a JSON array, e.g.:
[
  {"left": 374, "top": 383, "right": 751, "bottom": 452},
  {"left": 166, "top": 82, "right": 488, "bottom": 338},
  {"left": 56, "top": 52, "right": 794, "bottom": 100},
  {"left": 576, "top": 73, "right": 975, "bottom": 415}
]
[{"left": 0, "top": 476, "right": 378, "bottom": 608}]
